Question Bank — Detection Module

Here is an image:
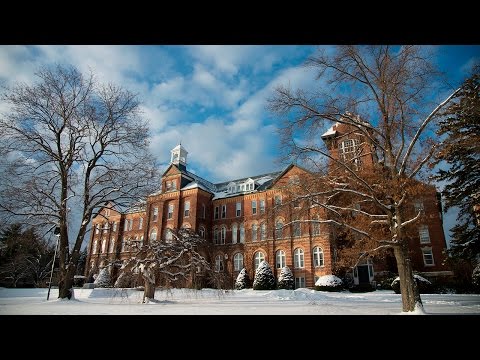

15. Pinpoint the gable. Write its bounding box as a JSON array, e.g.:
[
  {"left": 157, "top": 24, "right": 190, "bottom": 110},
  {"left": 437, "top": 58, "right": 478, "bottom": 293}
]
[
  {"left": 269, "top": 164, "right": 313, "bottom": 189},
  {"left": 162, "top": 164, "right": 182, "bottom": 178}
]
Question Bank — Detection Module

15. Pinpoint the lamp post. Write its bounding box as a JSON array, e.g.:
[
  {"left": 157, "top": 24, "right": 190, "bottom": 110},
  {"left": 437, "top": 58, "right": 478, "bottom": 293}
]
[{"left": 47, "top": 227, "right": 60, "bottom": 301}]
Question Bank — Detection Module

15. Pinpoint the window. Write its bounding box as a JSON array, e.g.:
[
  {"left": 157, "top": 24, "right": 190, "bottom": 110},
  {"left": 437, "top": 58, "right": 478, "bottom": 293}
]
[
  {"left": 312, "top": 216, "right": 321, "bottom": 236},
  {"left": 422, "top": 248, "right": 435, "bottom": 266},
  {"left": 128, "top": 219, "right": 133, "bottom": 231},
  {"left": 234, "top": 253, "right": 244, "bottom": 271},
  {"left": 92, "top": 240, "right": 98, "bottom": 253},
  {"left": 139, "top": 217, "right": 143, "bottom": 230},
  {"left": 293, "top": 219, "right": 301, "bottom": 237},
  {"left": 251, "top": 223, "right": 258, "bottom": 242},
  {"left": 101, "top": 239, "right": 106, "bottom": 253},
  {"left": 236, "top": 202, "right": 241, "bottom": 217},
  {"left": 153, "top": 207, "right": 158, "bottom": 222},
  {"left": 419, "top": 225, "right": 430, "bottom": 244},
  {"left": 295, "top": 277, "right": 306, "bottom": 289},
  {"left": 338, "top": 139, "right": 360, "bottom": 166},
  {"left": 275, "top": 220, "right": 283, "bottom": 239},
  {"left": 103, "top": 223, "right": 109, "bottom": 233},
  {"left": 214, "top": 206, "right": 219, "bottom": 220},
  {"left": 260, "top": 199, "right": 265, "bottom": 214},
  {"left": 221, "top": 204, "right": 226, "bottom": 219},
  {"left": 109, "top": 238, "right": 115, "bottom": 253},
  {"left": 184, "top": 201, "right": 190, "bottom": 217},
  {"left": 276, "top": 250, "right": 286, "bottom": 269},
  {"left": 165, "top": 229, "right": 173, "bottom": 243},
  {"left": 150, "top": 228, "right": 157, "bottom": 241},
  {"left": 275, "top": 195, "right": 282, "bottom": 206},
  {"left": 239, "top": 223, "right": 245, "bottom": 243},
  {"left": 199, "top": 226, "right": 205, "bottom": 239},
  {"left": 215, "top": 255, "right": 224, "bottom": 272},
  {"left": 260, "top": 223, "right": 267, "bottom": 240},
  {"left": 220, "top": 226, "right": 226, "bottom": 244},
  {"left": 124, "top": 220, "right": 129, "bottom": 231},
  {"left": 112, "top": 222, "right": 117, "bottom": 232},
  {"left": 166, "top": 181, "right": 172, "bottom": 191},
  {"left": 105, "top": 209, "right": 110, "bottom": 216},
  {"left": 171, "top": 180, "right": 176, "bottom": 190},
  {"left": 232, "top": 223, "right": 238, "bottom": 244},
  {"left": 214, "top": 228, "right": 220, "bottom": 245},
  {"left": 202, "top": 204, "right": 206, "bottom": 219},
  {"left": 252, "top": 200, "right": 257, "bottom": 215},
  {"left": 168, "top": 203, "right": 174, "bottom": 220},
  {"left": 414, "top": 200, "right": 424, "bottom": 214},
  {"left": 121, "top": 237, "right": 127, "bottom": 252},
  {"left": 294, "top": 248, "right": 304, "bottom": 268},
  {"left": 254, "top": 252, "right": 265, "bottom": 270},
  {"left": 313, "top": 246, "right": 324, "bottom": 267}
]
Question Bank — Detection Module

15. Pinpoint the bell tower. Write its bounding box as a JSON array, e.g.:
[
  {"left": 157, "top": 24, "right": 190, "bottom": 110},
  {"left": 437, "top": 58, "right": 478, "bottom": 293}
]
[{"left": 170, "top": 143, "right": 188, "bottom": 171}]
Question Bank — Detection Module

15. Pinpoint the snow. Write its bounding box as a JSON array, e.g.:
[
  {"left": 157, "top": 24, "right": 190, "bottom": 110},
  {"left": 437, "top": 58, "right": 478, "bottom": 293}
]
[
  {"left": 315, "top": 275, "right": 343, "bottom": 287},
  {"left": 1, "top": 288, "right": 479, "bottom": 315},
  {"left": 392, "top": 274, "right": 432, "bottom": 285},
  {"left": 321, "top": 124, "right": 338, "bottom": 138},
  {"left": 181, "top": 181, "right": 210, "bottom": 192}
]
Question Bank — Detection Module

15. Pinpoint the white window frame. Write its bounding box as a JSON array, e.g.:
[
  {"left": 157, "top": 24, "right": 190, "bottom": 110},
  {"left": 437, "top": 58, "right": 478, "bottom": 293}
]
[
  {"left": 239, "top": 223, "right": 245, "bottom": 243},
  {"left": 109, "top": 237, "right": 115, "bottom": 253},
  {"left": 254, "top": 252, "right": 265, "bottom": 270},
  {"left": 220, "top": 226, "right": 226, "bottom": 244},
  {"left": 276, "top": 250, "right": 286, "bottom": 269},
  {"left": 168, "top": 203, "right": 174, "bottom": 220},
  {"left": 233, "top": 253, "right": 244, "bottom": 271},
  {"left": 251, "top": 223, "right": 258, "bottom": 242},
  {"left": 112, "top": 222, "right": 117, "bottom": 232},
  {"left": 260, "top": 199, "right": 265, "bottom": 214},
  {"left": 236, "top": 202, "right": 241, "bottom": 217},
  {"left": 295, "top": 277, "right": 305, "bottom": 289},
  {"left": 312, "top": 216, "right": 321, "bottom": 236},
  {"left": 260, "top": 223, "right": 267, "bottom": 240},
  {"left": 153, "top": 207, "right": 158, "bottom": 222},
  {"left": 294, "top": 248, "right": 305, "bottom": 268},
  {"left": 150, "top": 229, "right": 157, "bottom": 241},
  {"left": 275, "top": 220, "right": 283, "bottom": 239},
  {"left": 214, "top": 206, "right": 219, "bottom": 220},
  {"left": 419, "top": 225, "right": 430, "bottom": 244},
  {"left": 184, "top": 201, "right": 190, "bottom": 217},
  {"left": 232, "top": 223, "right": 238, "bottom": 244},
  {"left": 92, "top": 240, "right": 98, "bottom": 253},
  {"left": 215, "top": 255, "right": 224, "bottom": 272},
  {"left": 124, "top": 220, "right": 129, "bottom": 231},
  {"left": 422, "top": 248, "right": 435, "bottom": 266},
  {"left": 101, "top": 238, "right": 106, "bottom": 253},
  {"left": 252, "top": 200, "right": 257, "bottom": 215},
  {"left": 313, "top": 246, "right": 324, "bottom": 267},
  {"left": 139, "top": 217, "right": 143, "bottom": 230},
  {"left": 221, "top": 204, "right": 227, "bottom": 219},
  {"left": 293, "top": 219, "right": 301, "bottom": 237}
]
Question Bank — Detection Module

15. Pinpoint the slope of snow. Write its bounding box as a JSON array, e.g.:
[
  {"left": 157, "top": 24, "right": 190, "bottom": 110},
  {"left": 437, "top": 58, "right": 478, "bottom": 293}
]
[
  {"left": 315, "top": 275, "right": 343, "bottom": 287},
  {"left": 1, "top": 287, "right": 479, "bottom": 315}
]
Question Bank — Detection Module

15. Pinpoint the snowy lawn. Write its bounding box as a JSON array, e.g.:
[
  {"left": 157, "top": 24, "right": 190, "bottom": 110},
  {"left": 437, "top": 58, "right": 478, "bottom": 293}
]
[{"left": 1, "top": 287, "right": 479, "bottom": 315}]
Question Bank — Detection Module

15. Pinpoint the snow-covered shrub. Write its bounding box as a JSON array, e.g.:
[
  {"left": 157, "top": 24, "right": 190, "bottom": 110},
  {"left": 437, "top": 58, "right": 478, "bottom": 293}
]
[
  {"left": 277, "top": 266, "right": 294, "bottom": 290},
  {"left": 93, "top": 266, "right": 112, "bottom": 288},
  {"left": 315, "top": 275, "right": 343, "bottom": 292},
  {"left": 114, "top": 271, "right": 133, "bottom": 288},
  {"left": 235, "top": 268, "right": 250, "bottom": 290},
  {"left": 391, "top": 274, "right": 432, "bottom": 294},
  {"left": 253, "top": 261, "right": 276, "bottom": 290}
]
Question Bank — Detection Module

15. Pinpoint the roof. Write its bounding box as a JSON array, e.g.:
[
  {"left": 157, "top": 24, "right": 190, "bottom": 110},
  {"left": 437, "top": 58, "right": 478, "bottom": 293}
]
[
  {"left": 212, "top": 170, "right": 283, "bottom": 199},
  {"left": 321, "top": 123, "right": 338, "bottom": 138}
]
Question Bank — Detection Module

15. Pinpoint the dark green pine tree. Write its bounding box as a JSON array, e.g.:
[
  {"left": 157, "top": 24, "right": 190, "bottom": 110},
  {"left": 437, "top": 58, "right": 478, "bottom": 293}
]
[
  {"left": 434, "top": 69, "right": 480, "bottom": 261},
  {"left": 253, "top": 261, "right": 276, "bottom": 290},
  {"left": 234, "top": 267, "right": 251, "bottom": 290},
  {"left": 277, "top": 266, "right": 294, "bottom": 290}
]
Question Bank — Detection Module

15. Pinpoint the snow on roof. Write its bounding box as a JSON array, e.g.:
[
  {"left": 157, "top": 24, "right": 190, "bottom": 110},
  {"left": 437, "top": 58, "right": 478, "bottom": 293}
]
[
  {"left": 181, "top": 181, "right": 210, "bottom": 192},
  {"left": 124, "top": 201, "right": 147, "bottom": 214},
  {"left": 321, "top": 123, "right": 338, "bottom": 138}
]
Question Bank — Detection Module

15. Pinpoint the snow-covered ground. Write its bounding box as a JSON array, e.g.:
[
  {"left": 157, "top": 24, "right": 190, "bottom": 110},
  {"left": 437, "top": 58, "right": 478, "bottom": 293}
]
[{"left": 1, "top": 287, "right": 479, "bottom": 315}]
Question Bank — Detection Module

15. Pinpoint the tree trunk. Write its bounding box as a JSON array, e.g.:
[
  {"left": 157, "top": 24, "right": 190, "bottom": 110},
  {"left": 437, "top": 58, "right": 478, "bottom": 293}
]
[
  {"left": 58, "top": 264, "right": 76, "bottom": 299},
  {"left": 393, "top": 243, "right": 423, "bottom": 312},
  {"left": 143, "top": 280, "right": 156, "bottom": 303}
]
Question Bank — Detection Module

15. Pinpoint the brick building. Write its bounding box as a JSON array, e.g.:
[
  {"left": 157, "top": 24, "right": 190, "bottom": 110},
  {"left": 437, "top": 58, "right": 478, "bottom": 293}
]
[{"left": 86, "top": 123, "right": 451, "bottom": 288}]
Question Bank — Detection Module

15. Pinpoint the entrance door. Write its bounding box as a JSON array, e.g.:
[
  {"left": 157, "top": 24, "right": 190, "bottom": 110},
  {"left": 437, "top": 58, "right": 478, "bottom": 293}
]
[{"left": 357, "top": 265, "right": 370, "bottom": 284}]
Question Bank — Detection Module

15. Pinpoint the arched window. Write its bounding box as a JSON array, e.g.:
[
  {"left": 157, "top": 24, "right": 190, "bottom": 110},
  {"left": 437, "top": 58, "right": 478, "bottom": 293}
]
[
  {"left": 251, "top": 223, "right": 258, "bottom": 242},
  {"left": 233, "top": 253, "right": 244, "bottom": 271},
  {"left": 339, "top": 138, "right": 360, "bottom": 167},
  {"left": 232, "top": 223, "right": 238, "bottom": 244},
  {"left": 275, "top": 219, "right": 283, "bottom": 239},
  {"left": 220, "top": 226, "right": 226, "bottom": 244},
  {"left": 165, "top": 228, "right": 173, "bottom": 242},
  {"left": 294, "top": 248, "right": 304, "bottom": 268},
  {"left": 313, "top": 246, "right": 324, "bottom": 267},
  {"left": 260, "top": 222, "right": 267, "bottom": 240},
  {"left": 276, "top": 250, "right": 286, "bottom": 269},
  {"left": 199, "top": 226, "right": 206, "bottom": 239},
  {"left": 240, "top": 223, "right": 245, "bottom": 243},
  {"left": 150, "top": 228, "right": 157, "bottom": 241},
  {"left": 215, "top": 255, "right": 224, "bottom": 272},
  {"left": 254, "top": 251, "right": 265, "bottom": 270}
]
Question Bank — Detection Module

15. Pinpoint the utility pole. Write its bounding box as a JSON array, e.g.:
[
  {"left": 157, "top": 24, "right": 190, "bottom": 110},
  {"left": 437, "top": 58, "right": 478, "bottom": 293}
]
[{"left": 47, "top": 227, "right": 61, "bottom": 301}]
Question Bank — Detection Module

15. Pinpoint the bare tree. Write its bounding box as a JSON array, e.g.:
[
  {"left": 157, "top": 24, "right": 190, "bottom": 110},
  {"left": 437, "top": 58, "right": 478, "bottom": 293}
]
[
  {"left": 0, "top": 65, "right": 158, "bottom": 299},
  {"left": 120, "top": 228, "right": 210, "bottom": 303},
  {"left": 268, "top": 45, "right": 461, "bottom": 312}
]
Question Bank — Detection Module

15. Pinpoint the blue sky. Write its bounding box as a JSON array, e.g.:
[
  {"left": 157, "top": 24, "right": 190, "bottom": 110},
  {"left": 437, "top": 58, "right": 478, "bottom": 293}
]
[{"left": 1, "top": 45, "right": 479, "bottom": 242}]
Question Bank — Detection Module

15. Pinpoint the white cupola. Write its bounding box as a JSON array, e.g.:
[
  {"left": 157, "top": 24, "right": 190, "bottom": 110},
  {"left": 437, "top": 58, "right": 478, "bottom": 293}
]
[{"left": 170, "top": 143, "right": 188, "bottom": 170}]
